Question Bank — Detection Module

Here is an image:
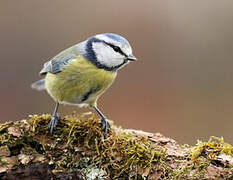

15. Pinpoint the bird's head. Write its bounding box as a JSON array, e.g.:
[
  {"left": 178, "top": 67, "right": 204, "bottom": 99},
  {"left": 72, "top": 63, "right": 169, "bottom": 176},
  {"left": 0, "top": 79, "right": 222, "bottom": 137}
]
[{"left": 84, "top": 33, "right": 137, "bottom": 71}]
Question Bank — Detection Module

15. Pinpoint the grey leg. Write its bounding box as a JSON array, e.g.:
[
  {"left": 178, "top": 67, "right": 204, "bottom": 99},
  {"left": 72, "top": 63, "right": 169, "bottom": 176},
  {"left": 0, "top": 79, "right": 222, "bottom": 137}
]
[
  {"left": 49, "top": 102, "right": 59, "bottom": 134},
  {"left": 93, "top": 106, "right": 111, "bottom": 133}
]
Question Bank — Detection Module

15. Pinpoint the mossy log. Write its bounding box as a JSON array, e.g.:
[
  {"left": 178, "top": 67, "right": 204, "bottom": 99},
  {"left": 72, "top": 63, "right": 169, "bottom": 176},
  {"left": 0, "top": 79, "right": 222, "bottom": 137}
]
[{"left": 0, "top": 113, "right": 233, "bottom": 179}]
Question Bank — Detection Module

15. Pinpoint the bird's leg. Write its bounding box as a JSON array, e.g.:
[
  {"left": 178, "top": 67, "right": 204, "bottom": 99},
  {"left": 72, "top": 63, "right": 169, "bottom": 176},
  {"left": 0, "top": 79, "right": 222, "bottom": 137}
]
[
  {"left": 49, "top": 102, "right": 60, "bottom": 134},
  {"left": 93, "top": 106, "right": 111, "bottom": 133}
]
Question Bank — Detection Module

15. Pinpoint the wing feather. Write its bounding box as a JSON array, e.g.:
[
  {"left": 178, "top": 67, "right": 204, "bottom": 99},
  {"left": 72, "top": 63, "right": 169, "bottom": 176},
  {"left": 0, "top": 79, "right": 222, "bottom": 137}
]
[
  {"left": 39, "top": 44, "right": 84, "bottom": 75},
  {"left": 40, "top": 56, "right": 76, "bottom": 75}
]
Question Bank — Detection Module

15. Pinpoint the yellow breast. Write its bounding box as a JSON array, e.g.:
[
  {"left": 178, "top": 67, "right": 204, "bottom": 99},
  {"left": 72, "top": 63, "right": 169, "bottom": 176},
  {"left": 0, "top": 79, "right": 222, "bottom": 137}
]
[{"left": 45, "top": 56, "right": 117, "bottom": 106}]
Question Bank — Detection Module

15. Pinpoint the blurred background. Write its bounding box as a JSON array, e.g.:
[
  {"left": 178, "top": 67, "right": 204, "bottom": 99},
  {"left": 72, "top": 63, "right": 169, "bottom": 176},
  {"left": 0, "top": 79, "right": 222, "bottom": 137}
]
[{"left": 1, "top": 0, "right": 233, "bottom": 145}]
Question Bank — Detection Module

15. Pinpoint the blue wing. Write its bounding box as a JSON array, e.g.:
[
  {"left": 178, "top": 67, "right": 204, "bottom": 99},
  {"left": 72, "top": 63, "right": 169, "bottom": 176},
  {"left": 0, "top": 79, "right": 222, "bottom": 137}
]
[
  {"left": 39, "top": 42, "right": 85, "bottom": 75},
  {"left": 40, "top": 56, "right": 76, "bottom": 75}
]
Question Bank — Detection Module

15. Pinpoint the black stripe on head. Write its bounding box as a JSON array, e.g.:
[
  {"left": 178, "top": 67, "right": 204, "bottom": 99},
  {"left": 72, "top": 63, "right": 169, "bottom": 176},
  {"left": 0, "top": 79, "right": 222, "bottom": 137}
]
[
  {"left": 84, "top": 37, "right": 128, "bottom": 71},
  {"left": 104, "top": 42, "right": 127, "bottom": 58}
]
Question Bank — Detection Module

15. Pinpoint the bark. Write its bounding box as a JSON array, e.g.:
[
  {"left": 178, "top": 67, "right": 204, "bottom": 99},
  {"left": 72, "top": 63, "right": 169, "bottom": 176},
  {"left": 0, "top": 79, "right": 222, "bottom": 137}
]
[{"left": 0, "top": 113, "right": 232, "bottom": 180}]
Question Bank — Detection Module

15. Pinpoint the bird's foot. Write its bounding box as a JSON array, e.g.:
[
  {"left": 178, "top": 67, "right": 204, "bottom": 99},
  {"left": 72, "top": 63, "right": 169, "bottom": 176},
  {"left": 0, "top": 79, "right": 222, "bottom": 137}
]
[
  {"left": 101, "top": 117, "right": 111, "bottom": 134},
  {"left": 49, "top": 113, "right": 60, "bottom": 134}
]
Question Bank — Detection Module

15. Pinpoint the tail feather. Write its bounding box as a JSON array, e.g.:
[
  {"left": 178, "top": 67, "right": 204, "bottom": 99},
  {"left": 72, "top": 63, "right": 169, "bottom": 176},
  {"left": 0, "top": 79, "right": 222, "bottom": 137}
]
[{"left": 31, "top": 78, "right": 46, "bottom": 91}]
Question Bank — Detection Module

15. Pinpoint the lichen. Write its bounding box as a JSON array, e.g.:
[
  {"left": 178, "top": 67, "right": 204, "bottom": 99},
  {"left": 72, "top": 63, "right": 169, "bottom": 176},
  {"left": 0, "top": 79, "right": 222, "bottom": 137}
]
[{"left": 85, "top": 166, "right": 107, "bottom": 180}]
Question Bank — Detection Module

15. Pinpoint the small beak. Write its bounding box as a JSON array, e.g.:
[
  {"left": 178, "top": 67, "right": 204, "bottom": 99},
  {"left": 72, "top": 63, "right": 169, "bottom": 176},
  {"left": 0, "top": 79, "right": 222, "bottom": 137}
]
[{"left": 127, "top": 54, "right": 137, "bottom": 61}]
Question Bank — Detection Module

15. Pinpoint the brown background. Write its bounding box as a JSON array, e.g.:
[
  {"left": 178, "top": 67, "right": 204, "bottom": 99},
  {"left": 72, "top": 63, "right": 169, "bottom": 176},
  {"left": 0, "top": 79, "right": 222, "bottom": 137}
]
[{"left": 1, "top": 0, "right": 233, "bottom": 144}]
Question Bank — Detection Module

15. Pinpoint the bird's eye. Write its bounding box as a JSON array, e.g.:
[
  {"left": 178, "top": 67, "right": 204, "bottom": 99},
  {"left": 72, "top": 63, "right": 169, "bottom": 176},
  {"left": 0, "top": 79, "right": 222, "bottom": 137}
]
[
  {"left": 112, "top": 45, "right": 121, "bottom": 52},
  {"left": 106, "top": 42, "right": 127, "bottom": 57}
]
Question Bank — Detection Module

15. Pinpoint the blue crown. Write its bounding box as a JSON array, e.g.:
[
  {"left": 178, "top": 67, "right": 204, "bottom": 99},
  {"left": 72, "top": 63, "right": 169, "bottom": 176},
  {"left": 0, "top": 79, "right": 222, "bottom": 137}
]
[{"left": 104, "top": 33, "right": 129, "bottom": 45}]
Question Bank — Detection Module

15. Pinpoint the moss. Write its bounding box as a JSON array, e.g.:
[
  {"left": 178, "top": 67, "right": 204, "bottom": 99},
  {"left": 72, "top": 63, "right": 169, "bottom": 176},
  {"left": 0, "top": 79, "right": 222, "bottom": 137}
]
[
  {"left": 25, "top": 112, "right": 165, "bottom": 179},
  {"left": 0, "top": 112, "right": 233, "bottom": 179},
  {"left": 172, "top": 136, "right": 233, "bottom": 179},
  {"left": 190, "top": 136, "right": 233, "bottom": 160}
]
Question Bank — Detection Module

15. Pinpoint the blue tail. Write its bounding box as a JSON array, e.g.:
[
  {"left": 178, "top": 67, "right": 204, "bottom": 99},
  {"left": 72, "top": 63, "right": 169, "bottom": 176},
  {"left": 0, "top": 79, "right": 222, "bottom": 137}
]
[{"left": 31, "top": 79, "right": 45, "bottom": 91}]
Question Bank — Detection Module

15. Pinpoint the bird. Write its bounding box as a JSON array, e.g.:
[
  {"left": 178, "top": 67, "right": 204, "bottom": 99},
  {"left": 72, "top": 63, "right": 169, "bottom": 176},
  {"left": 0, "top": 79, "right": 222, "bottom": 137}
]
[{"left": 31, "top": 33, "right": 137, "bottom": 134}]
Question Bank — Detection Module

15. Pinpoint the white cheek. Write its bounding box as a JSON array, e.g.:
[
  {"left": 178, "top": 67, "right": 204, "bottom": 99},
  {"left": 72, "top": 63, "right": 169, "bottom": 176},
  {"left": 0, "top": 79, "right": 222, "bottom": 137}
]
[{"left": 92, "top": 43, "right": 124, "bottom": 68}]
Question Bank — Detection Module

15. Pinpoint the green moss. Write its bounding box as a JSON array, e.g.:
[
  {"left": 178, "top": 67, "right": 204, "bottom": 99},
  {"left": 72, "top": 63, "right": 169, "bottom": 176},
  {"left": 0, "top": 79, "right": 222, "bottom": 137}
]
[
  {"left": 0, "top": 113, "right": 233, "bottom": 179},
  {"left": 190, "top": 136, "right": 233, "bottom": 161},
  {"left": 172, "top": 136, "right": 233, "bottom": 179},
  {"left": 6, "top": 112, "right": 162, "bottom": 179}
]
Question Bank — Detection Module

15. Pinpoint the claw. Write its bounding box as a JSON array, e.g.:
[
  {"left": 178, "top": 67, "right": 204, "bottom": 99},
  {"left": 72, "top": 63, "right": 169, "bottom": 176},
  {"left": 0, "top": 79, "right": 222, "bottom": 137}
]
[
  {"left": 49, "top": 113, "right": 59, "bottom": 134},
  {"left": 101, "top": 117, "right": 111, "bottom": 134},
  {"left": 93, "top": 106, "right": 111, "bottom": 134}
]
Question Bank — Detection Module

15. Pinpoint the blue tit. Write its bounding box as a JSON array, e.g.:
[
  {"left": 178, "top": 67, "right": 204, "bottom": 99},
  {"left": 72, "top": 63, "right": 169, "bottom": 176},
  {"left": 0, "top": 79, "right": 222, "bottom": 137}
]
[{"left": 31, "top": 33, "right": 137, "bottom": 134}]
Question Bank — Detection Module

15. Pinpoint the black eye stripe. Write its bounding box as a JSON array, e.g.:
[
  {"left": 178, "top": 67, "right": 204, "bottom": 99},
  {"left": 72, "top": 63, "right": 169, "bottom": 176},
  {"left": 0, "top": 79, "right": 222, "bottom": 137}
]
[
  {"left": 112, "top": 46, "right": 121, "bottom": 52},
  {"left": 105, "top": 42, "right": 127, "bottom": 57}
]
